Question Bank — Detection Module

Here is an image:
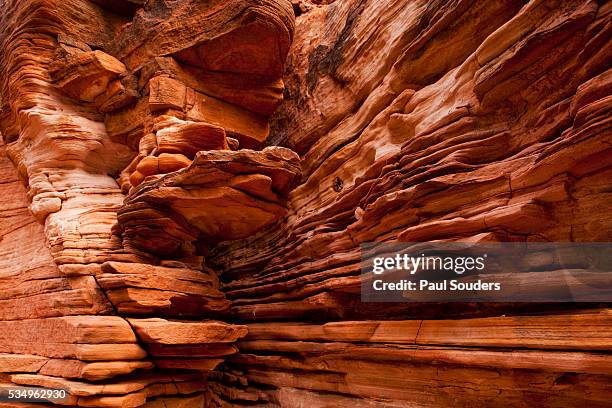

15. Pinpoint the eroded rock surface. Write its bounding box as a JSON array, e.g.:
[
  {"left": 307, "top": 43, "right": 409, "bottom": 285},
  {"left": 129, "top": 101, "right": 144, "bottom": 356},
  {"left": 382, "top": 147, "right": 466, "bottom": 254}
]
[
  {"left": 0, "top": 0, "right": 295, "bottom": 406},
  {"left": 118, "top": 146, "right": 301, "bottom": 255},
  {"left": 0, "top": 0, "right": 611, "bottom": 407},
  {"left": 207, "top": 0, "right": 612, "bottom": 406}
]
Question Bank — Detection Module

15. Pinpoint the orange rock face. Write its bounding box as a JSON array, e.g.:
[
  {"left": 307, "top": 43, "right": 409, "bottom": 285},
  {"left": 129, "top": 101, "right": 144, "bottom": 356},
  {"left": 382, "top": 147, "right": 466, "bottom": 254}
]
[
  {"left": 0, "top": 0, "right": 294, "bottom": 406},
  {"left": 0, "top": 0, "right": 611, "bottom": 407}
]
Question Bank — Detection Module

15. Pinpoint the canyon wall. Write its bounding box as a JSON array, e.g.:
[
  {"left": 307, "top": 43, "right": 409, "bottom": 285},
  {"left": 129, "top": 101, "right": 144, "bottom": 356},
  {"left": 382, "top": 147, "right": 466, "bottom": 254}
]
[{"left": 0, "top": 0, "right": 611, "bottom": 407}]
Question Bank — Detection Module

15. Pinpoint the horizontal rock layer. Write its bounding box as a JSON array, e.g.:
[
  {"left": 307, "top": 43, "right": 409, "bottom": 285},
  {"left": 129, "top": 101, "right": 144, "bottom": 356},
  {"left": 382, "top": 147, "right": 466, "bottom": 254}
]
[
  {"left": 0, "top": 0, "right": 611, "bottom": 407},
  {"left": 208, "top": 0, "right": 612, "bottom": 406}
]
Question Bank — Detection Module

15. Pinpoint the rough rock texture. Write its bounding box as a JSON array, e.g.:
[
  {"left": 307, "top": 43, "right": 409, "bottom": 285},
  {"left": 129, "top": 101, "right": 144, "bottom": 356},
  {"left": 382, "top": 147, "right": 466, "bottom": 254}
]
[
  {"left": 0, "top": 0, "right": 611, "bottom": 407},
  {"left": 207, "top": 0, "right": 612, "bottom": 406},
  {"left": 0, "top": 0, "right": 295, "bottom": 406}
]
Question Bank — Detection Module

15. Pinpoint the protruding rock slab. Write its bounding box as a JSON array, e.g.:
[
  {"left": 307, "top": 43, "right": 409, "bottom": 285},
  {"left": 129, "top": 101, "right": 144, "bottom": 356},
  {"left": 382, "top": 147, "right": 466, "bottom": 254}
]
[
  {"left": 98, "top": 262, "right": 230, "bottom": 316},
  {"left": 10, "top": 372, "right": 204, "bottom": 407},
  {"left": 128, "top": 318, "right": 247, "bottom": 345},
  {"left": 118, "top": 146, "right": 301, "bottom": 256},
  {"left": 154, "top": 116, "right": 229, "bottom": 158},
  {"left": 112, "top": 0, "right": 295, "bottom": 77},
  {"left": 140, "top": 56, "right": 285, "bottom": 116},
  {"left": 148, "top": 76, "right": 270, "bottom": 147},
  {"left": 128, "top": 318, "right": 247, "bottom": 372},
  {"left": 0, "top": 317, "right": 146, "bottom": 361},
  {"left": 176, "top": 147, "right": 302, "bottom": 197},
  {"left": 0, "top": 354, "right": 154, "bottom": 381},
  {"left": 39, "top": 359, "right": 154, "bottom": 382},
  {"left": 0, "top": 354, "right": 48, "bottom": 372},
  {"left": 50, "top": 50, "right": 128, "bottom": 102}
]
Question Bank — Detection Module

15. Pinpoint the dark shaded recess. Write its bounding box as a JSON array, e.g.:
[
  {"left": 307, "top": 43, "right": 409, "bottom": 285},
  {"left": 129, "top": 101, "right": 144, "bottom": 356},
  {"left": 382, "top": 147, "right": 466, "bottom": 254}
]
[
  {"left": 89, "top": 0, "right": 142, "bottom": 16},
  {"left": 333, "top": 176, "right": 343, "bottom": 192},
  {"left": 267, "top": 0, "right": 367, "bottom": 149},
  {"left": 306, "top": 0, "right": 367, "bottom": 93},
  {"left": 292, "top": 3, "right": 303, "bottom": 17}
]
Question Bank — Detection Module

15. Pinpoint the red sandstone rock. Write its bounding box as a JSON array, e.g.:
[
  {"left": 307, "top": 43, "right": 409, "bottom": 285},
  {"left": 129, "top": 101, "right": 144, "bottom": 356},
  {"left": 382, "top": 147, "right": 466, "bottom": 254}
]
[
  {"left": 0, "top": 0, "right": 611, "bottom": 407},
  {"left": 117, "top": 146, "right": 301, "bottom": 254},
  {"left": 0, "top": 354, "right": 48, "bottom": 372},
  {"left": 128, "top": 318, "right": 247, "bottom": 345},
  {"left": 38, "top": 360, "right": 155, "bottom": 381},
  {"left": 49, "top": 50, "right": 128, "bottom": 102},
  {"left": 98, "top": 262, "right": 229, "bottom": 316},
  {"left": 140, "top": 57, "right": 286, "bottom": 116},
  {"left": 154, "top": 117, "right": 229, "bottom": 158}
]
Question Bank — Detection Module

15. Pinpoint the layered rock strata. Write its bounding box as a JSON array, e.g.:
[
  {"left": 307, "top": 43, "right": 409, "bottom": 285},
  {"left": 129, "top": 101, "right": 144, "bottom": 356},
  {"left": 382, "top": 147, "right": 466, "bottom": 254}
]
[
  {"left": 0, "top": 0, "right": 611, "bottom": 407},
  {"left": 0, "top": 0, "right": 298, "bottom": 406},
  {"left": 205, "top": 0, "right": 612, "bottom": 406}
]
